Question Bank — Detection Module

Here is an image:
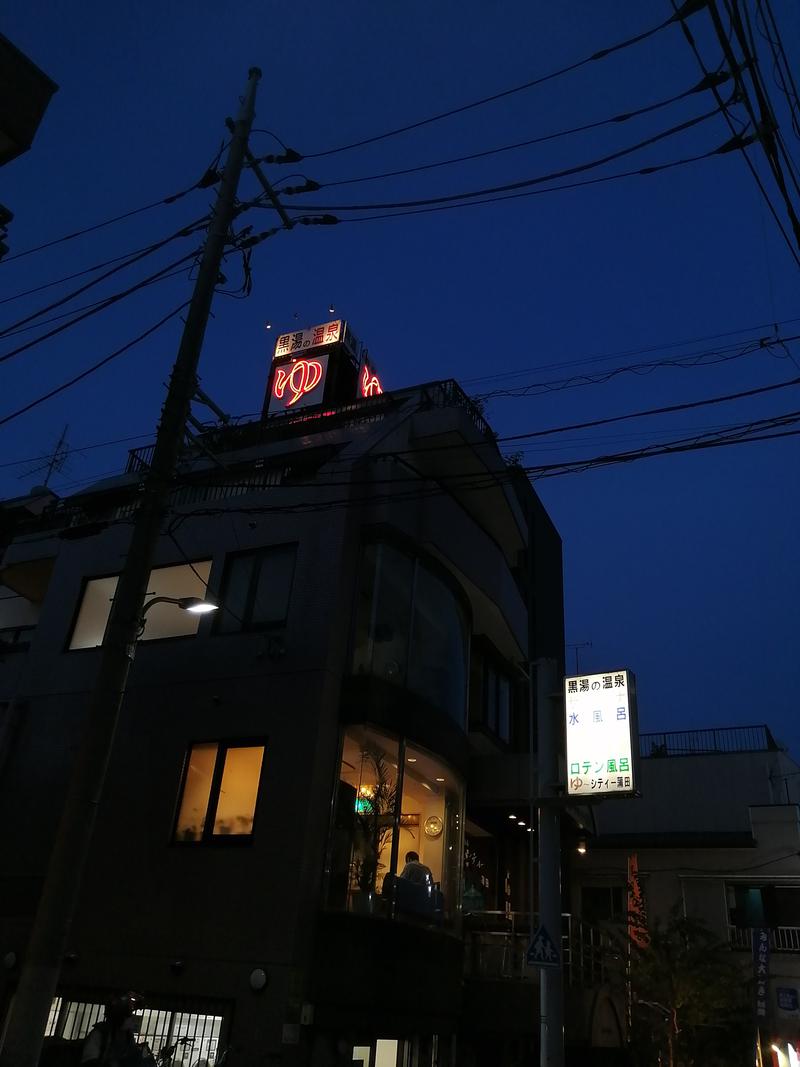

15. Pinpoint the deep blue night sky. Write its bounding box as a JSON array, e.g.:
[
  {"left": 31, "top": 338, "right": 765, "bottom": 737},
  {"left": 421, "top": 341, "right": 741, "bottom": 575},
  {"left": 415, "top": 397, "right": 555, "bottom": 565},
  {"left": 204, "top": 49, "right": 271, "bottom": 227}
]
[{"left": 2, "top": 3, "right": 799, "bottom": 754}]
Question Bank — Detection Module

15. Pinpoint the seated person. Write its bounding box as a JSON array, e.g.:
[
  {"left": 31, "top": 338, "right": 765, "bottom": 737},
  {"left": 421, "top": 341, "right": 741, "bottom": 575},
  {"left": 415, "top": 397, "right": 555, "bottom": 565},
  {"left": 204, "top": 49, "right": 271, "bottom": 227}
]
[{"left": 399, "top": 850, "right": 434, "bottom": 887}]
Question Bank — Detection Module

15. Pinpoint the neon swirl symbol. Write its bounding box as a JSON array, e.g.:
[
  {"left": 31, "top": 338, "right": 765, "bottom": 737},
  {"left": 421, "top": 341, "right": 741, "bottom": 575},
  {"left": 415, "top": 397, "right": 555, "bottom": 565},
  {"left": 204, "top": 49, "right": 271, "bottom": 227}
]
[
  {"left": 361, "top": 365, "right": 383, "bottom": 397},
  {"left": 273, "top": 359, "right": 323, "bottom": 407}
]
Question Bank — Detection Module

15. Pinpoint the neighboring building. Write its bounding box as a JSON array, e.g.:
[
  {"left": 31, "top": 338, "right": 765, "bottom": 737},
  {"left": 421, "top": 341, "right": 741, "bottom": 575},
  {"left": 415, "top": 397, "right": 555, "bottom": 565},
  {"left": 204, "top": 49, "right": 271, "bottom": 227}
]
[
  {"left": 0, "top": 34, "right": 57, "bottom": 168},
  {"left": 0, "top": 322, "right": 600, "bottom": 1066},
  {"left": 0, "top": 33, "right": 57, "bottom": 259},
  {"left": 577, "top": 724, "right": 800, "bottom": 1066}
]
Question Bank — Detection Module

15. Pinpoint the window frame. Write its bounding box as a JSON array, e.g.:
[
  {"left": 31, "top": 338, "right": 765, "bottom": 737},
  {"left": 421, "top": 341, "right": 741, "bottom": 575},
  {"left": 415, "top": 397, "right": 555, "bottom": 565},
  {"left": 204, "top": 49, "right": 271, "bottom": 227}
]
[
  {"left": 213, "top": 542, "right": 298, "bottom": 635},
  {"left": 473, "top": 639, "right": 517, "bottom": 747},
  {"left": 171, "top": 736, "right": 267, "bottom": 847},
  {"left": 65, "top": 559, "right": 214, "bottom": 652},
  {"left": 351, "top": 530, "right": 472, "bottom": 727}
]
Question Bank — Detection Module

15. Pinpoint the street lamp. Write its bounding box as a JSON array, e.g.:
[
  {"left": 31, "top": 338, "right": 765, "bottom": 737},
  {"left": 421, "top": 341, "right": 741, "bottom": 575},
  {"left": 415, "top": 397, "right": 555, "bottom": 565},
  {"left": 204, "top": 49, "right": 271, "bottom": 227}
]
[
  {"left": 138, "top": 595, "right": 218, "bottom": 638},
  {"left": 143, "top": 595, "right": 218, "bottom": 615}
]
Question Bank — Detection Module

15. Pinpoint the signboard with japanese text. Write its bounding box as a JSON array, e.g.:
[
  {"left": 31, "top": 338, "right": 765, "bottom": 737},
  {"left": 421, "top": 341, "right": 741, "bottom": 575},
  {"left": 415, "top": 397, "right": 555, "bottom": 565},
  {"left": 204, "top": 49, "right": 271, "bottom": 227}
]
[
  {"left": 273, "top": 320, "right": 342, "bottom": 361},
  {"left": 565, "top": 669, "right": 638, "bottom": 798},
  {"left": 267, "top": 352, "right": 330, "bottom": 415},
  {"left": 754, "top": 928, "right": 770, "bottom": 1020}
]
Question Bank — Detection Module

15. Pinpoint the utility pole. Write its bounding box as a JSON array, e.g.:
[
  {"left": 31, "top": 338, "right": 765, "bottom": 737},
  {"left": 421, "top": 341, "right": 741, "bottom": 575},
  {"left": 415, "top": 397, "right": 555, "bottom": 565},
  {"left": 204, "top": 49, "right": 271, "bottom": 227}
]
[
  {"left": 0, "top": 67, "right": 261, "bottom": 1067},
  {"left": 537, "top": 657, "right": 564, "bottom": 1067}
]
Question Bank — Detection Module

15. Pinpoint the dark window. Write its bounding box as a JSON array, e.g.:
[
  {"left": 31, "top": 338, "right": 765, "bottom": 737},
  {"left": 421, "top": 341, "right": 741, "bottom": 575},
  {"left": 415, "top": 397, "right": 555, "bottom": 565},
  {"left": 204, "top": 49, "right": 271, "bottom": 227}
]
[
  {"left": 216, "top": 544, "right": 296, "bottom": 633},
  {"left": 581, "top": 885, "right": 626, "bottom": 924},
  {"left": 484, "top": 663, "right": 513, "bottom": 743},
  {"left": 174, "top": 742, "right": 265, "bottom": 843},
  {"left": 352, "top": 543, "right": 469, "bottom": 726}
]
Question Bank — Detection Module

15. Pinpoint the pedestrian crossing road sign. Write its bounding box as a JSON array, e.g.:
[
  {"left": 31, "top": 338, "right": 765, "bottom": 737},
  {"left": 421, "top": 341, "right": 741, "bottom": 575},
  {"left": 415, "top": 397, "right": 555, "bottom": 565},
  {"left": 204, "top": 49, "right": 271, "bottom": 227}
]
[{"left": 526, "top": 924, "right": 560, "bottom": 968}]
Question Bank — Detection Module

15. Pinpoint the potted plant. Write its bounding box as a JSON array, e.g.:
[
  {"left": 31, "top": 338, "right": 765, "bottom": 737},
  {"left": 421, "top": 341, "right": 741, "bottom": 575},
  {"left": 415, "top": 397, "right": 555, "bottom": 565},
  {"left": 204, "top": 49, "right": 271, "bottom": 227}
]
[{"left": 350, "top": 749, "right": 397, "bottom": 914}]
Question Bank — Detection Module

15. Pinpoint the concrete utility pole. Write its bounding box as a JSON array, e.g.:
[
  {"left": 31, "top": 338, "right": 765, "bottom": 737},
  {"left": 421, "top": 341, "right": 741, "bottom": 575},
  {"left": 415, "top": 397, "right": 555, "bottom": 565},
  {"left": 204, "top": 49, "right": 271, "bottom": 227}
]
[
  {"left": 0, "top": 68, "right": 261, "bottom": 1067},
  {"left": 537, "top": 657, "right": 564, "bottom": 1067}
]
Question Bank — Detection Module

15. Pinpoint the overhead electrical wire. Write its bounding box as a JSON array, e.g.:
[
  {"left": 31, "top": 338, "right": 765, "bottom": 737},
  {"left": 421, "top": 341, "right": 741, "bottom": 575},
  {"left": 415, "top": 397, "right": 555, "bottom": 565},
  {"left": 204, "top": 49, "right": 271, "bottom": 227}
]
[
  {"left": 0, "top": 433, "right": 156, "bottom": 471},
  {"left": 461, "top": 315, "right": 800, "bottom": 386},
  {"left": 283, "top": 106, "right": 725, "bottom": 213},
  {"left": 0, "top": 302, "right": 190, "bottom": 429},
  {"left": 285, "top": 78, "right": 729, "bottom": 192},
  {"left": 304, "top": 144, "right": 739, "bottom": 227},
  {"left": 672, "top": 0, "right": 800, "bottom": 269},
  {"left": 473, "top": 334, "right": 798, "bottom": 400},
  {"left": 0, "top": 216, "right": 208, "bottom": 340},
  {"left": 0, "top": 249, "right": 198, "bottom": 366},
  {"left": 299, "top": 6, "right": 694, "bottom": 159},
  {"left": 0, "top": 231, "right": 210, "bottom": 309},
  {"left": 718, "top": 0, "right": 800, "bottom": 207},
  {"left": 0, "top": 265, "right": 193, "bottom": 340},
  {"left": 151, "top": 417, "right": 800, "bottom": 522},
  {"left": 755, "top": 0, "right": 800, "bottom": 139},
  {"left": 0, "top": 149, "right": 224, "bottom": 266}
]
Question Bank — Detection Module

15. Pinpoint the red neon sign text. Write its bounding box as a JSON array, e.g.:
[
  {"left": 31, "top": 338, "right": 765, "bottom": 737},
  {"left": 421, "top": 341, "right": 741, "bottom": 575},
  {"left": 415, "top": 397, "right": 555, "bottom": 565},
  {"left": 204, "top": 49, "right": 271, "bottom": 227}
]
[
  {"left": 361, "top": 365, "right": 383, "bottom": 398},
  {"left": 273, "top": 359, "right": 323, "bottom": 407}
]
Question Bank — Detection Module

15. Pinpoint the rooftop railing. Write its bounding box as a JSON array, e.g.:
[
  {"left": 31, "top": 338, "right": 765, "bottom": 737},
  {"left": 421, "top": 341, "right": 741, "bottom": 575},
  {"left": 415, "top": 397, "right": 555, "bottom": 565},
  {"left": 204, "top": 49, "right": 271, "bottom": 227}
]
[{"left": 639, "top": 724, "right": 781, "bottom": 758}]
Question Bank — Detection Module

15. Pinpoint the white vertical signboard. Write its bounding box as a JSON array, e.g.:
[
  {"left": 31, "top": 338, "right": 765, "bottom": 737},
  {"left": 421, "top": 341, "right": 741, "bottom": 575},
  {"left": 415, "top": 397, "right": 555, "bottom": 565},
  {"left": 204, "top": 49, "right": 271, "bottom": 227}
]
[{"left": 564, "top": 669, "right": 638, "bottom": 798}]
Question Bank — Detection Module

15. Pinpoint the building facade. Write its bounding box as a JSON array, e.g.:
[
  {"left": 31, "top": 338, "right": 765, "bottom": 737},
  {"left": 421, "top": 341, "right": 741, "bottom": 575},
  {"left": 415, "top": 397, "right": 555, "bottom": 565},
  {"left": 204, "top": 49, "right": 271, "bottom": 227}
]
[
  {"left": 577, "top": 725, "right": 800, "bottom": 1066},
  {"left": 0, "top": 365, "right": 584, "bottom": 1067}
]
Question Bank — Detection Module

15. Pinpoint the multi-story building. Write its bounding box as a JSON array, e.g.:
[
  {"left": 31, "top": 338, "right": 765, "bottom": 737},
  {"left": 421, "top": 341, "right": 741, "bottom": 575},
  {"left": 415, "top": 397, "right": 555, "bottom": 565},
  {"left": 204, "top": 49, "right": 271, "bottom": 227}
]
[
  {"left": 576, "top": 724, "right": 800, "bottom": 1066},
  {"left": 0, "top": 321, "right": 592, "bottom": 1067}
]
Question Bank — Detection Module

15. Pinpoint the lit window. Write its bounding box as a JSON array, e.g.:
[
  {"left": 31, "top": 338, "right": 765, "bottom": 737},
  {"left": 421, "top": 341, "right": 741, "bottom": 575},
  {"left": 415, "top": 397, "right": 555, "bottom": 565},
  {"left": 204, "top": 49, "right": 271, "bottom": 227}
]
[
  {"left": 68, "top": 561, "right": 212, "bottom": 649},
  {"left": 174, "top": 742, "right": 265, "bottom": 843},
  {"left": 216, "top": 545, "right": 296, "bottom": 633}
]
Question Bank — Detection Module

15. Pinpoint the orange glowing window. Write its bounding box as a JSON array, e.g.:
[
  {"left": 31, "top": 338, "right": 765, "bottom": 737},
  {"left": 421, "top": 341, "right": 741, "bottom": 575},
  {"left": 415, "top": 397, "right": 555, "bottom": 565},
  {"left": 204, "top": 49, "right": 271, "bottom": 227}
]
[{"left": 174, "top": 741, "right": 265, "bottom": 843}]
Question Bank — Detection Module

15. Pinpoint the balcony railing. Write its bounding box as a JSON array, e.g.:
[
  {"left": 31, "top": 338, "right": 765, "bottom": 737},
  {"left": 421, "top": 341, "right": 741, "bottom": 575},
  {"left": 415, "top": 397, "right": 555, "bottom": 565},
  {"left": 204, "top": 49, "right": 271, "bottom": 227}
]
[
  {"left": 640, "top": 724, "right": 780, "bottom": 758},
  {"left": 729, "top": 925, "right": 800, "bottom": 952},
  {"left": 464, "top": 911, "right": 614, "bottom": 987}
]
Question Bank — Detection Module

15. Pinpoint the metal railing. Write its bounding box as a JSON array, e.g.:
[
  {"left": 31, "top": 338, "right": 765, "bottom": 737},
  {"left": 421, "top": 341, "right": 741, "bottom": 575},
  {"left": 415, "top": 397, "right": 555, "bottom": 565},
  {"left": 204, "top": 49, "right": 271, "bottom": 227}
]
[
  {"left": 640, "top": 724, "right": 780, "bottom": 758},
  {"left": 463, "top": 911, "right": 612, "bottom": 987},
  {"left": 728, "top": 925, "right": 800, "bottom": 952}
]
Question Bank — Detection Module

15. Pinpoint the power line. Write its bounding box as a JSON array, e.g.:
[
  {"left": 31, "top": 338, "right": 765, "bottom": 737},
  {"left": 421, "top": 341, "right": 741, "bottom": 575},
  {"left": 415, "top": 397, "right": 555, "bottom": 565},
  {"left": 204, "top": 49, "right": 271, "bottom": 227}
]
[
  {"left": 0, "top": 217, "right": 207, "bottom": 340},
  {"left": 755, "top": 0, "right": 800, "bottom": 139},
  {"left": 0, "top": 232, "right": 207, "bottom": 309},
  {"left": 300, "top": 9, "right": 690, "bottom": 160},
  {"left": 461, "top": 316, "right": 800, "bottom": 386},
  {"left": 0, "top": 249, "right": 198, "bottom": 366},
  {"left": 0, "top": 433, "right": 156, "bottom": 471},
  {"left": 672, "top": 0, "right": 800, "bottom": 270},
  {"left": 0, "top": 265, "right": 193, "bottom": 340},
  {"left": 289, "top": 107, "right": 724, "bottom": 213},
  {"left": 0, "top": 303, "right": 190, "bottom": 429},
  {"left": 0, "top": 159, "right": 221, "bottom": 266},
  {"left": 473, "top": 335, "right": 796, "bottom": 400},
  {"left": 295, "top": 147, "right": 724, "bottom": 227},
  {"left": 287, "top": 79, "right": 727, "bottom": 192}
]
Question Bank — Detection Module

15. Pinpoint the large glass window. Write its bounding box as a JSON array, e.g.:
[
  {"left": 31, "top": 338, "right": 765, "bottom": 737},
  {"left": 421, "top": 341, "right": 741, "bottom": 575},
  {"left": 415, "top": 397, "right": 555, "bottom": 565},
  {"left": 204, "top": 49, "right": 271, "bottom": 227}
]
[
  {"left": 174, "top": 742, "right": 265, "bottom": 843},
  {"left": 216, "top": 544, "right": 296, "bottom": 633},
  {"left": 352, "top": 544, "right": 468, "bottom": 726},
  {"left": 69, "top": 561, "right": 212, "bottom": 649},
  {"left": 328, "top": 725, "right": 464, "bottom": 928}
]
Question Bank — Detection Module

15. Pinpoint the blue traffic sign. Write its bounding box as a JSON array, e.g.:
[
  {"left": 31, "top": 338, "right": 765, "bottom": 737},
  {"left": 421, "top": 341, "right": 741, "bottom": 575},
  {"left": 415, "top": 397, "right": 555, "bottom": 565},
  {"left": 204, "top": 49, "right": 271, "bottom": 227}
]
[{"left": 526, "top": 924, "right": 560, "bottom": 968}]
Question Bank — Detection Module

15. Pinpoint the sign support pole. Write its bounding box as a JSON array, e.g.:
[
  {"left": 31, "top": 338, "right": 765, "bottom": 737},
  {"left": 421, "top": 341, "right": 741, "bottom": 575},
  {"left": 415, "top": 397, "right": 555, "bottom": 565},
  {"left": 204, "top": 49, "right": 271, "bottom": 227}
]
[
  {"left": 536, "top": 657, "right": 565, "bottom": 1067},
  {"left": 0, "top": 69, "right": 261, "bottom": 1067}
]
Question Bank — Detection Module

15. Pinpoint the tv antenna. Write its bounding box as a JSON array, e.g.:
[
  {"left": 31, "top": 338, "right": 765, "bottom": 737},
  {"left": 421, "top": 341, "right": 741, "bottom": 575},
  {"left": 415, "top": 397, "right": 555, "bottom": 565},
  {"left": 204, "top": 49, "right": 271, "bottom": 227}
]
[{"left": 18, "top": 424, "right": 70, "bottom": 487}]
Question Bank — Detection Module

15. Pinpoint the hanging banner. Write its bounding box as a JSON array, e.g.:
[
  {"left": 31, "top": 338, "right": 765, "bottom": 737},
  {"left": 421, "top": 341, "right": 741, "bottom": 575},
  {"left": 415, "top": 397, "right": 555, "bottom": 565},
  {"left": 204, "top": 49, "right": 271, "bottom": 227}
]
[
  {"left": 754, "top": 928, "right": 770, "bottom": 1020},
  {"left": 627, "top": 853, "right": 649, "bottom": 948}
]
